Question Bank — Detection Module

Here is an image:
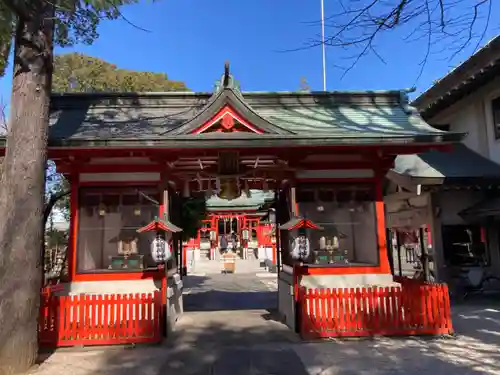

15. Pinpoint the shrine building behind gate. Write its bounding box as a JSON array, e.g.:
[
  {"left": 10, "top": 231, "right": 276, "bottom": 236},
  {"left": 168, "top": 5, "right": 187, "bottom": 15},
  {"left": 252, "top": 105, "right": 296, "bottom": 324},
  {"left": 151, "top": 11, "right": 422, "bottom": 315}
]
[{"left": 186, "top": 190, "right": 276, "bottom": 265}]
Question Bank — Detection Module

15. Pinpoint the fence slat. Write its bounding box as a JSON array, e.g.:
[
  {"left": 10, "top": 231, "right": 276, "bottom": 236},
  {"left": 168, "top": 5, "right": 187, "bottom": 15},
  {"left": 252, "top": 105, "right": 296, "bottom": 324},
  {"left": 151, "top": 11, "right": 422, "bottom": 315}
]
[
  {"left": 299, "top": 278, "right": 453, "bottom": 340},
  {"left": 39, "top": 291, "right": 163, "bottom": 347}
]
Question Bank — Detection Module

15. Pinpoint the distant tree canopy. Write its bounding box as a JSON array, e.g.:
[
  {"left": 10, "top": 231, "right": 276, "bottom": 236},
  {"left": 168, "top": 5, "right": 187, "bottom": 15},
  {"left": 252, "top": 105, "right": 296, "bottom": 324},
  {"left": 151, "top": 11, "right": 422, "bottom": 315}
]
[{"left": 52, "top": 53, "right": 189, "bottom": 93}]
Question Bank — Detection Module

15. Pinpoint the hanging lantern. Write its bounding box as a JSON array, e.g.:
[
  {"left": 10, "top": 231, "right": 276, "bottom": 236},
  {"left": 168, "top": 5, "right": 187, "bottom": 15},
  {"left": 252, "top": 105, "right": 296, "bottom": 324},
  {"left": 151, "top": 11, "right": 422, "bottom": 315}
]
[
  {"left": 218, "top": 177, "right": 240, "bottom": 200},
  {"left": 209, "top": 230, "right": 217, "bottom": 241},
  {"left": 242, "top": 228, "right": 249, "bottom": 240},
  {"left": 98, "top": 202, "right": 107, "bottom": 216},
  {"left": 137, "top": 216, "right": 183, "bottom": 264},
  {"left": 150, "top": 234, "right": 172, "bottom": 264},
  {"left": 206, "top": 180, "right": 213, "bottom": 198},
  {"left": 182, "top": 180, "right": 190, "bottom": 198},
  {"left": 134, "top": 206, "right": 141, "bottom": 216},
  {"left": 196, "top": 173, "right": 203, "bottom": 191},
  {"left": 262, "top": 179, "right": 269, "bottom": 193},
  {"left": 268, "top": 208, "right": 276, "bottom": 223}
]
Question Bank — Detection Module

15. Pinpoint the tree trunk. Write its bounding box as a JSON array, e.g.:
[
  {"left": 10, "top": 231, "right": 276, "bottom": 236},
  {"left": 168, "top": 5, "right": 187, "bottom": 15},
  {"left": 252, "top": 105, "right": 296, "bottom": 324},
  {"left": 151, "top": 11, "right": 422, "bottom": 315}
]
[{"left": 0, "top": 3, "right": 54, "bottom": 374}]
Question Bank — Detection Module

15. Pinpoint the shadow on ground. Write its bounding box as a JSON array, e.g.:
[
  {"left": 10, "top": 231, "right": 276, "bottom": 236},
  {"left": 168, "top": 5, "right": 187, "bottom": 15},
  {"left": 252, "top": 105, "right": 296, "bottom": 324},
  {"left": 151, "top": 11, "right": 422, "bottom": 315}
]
[
  {"left": 31, "top": 285, "right": 500, "bottom": 375},
  {"left": 184, "top": 290, "right": 277, "bottom": 311}
]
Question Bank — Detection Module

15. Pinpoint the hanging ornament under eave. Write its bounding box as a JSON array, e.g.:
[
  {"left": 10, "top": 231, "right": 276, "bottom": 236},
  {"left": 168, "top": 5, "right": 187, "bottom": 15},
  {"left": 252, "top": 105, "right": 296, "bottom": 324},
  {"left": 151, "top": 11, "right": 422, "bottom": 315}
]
[
  {"left": 262, "top": 179, "right": 269, "bottom": 193},
  {"left": 98, "top": 202, "right": 107, "bottom": 216},
  {"left": 243, "top": 180, "right": 252, "bottom": 198},
  {"left": 182, "top": 180, "right": 191, "bottom": 198},
  {"left": 206, "top": 180, "right": 213, "bottom": 198},
  {"left": 218, "top": 177, "right": 240, "bottom": 200},
  {"left": 137, "top": 215, "right": 183, "bottom": 264}
]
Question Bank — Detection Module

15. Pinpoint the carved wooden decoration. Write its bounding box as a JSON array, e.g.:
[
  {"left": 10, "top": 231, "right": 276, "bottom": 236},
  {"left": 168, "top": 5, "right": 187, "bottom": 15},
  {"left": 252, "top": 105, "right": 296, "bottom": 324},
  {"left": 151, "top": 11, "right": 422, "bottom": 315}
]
[{"left": 193, "top": 106, "right": 265, "bottom": 134}]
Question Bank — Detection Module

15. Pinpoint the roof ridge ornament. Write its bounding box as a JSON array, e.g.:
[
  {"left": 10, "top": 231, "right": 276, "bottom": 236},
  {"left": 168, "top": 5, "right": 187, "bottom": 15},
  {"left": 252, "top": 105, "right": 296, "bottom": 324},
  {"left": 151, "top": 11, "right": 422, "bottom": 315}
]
[
  {"left": 223, "top": 61, "right": 230, "bottom": 87},
  {"left": 214, "top": 61, "right": 241, "bottom": 93}
]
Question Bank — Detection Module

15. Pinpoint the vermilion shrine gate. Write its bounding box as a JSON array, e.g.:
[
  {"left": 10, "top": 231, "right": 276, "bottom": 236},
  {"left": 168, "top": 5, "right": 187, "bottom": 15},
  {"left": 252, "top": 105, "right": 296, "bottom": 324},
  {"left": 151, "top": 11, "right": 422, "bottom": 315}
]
[
  {"left": 183, "top": 189, "right": 276, "bottom": 267},
  {"left": 1, "top": 64, "right": 458, "bottom": 345}
]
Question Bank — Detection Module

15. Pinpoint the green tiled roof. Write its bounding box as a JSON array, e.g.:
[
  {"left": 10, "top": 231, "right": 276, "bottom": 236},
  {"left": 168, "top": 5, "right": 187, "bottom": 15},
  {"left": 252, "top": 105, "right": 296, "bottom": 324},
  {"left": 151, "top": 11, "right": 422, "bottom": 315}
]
[
  {"left": 392, "top": 143, "right": 500, "bottom": 183},
  {"left": 206, "top": 190, "right": 274, "bottom": 211},
  {"left": 38, "top": 71, "right": 464, "bottom": 148},
  {"left": 254, "top": 103, "right": 436, "bottom": 138}
]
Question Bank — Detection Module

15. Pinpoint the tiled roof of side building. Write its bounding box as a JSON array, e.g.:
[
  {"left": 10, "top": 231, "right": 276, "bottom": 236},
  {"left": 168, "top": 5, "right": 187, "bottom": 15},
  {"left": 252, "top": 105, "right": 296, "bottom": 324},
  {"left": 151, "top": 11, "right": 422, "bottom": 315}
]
[
  {"left": 412, "top": 35, "right": 500, "bottom": 119},
  {"left": 391, "top": 143, "right": 500, "bottom": 184}
]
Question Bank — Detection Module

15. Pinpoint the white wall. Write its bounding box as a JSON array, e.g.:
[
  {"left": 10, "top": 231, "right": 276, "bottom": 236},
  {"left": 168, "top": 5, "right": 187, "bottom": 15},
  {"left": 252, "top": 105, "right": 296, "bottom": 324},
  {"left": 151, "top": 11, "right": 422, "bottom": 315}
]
[
  {"left": 427, "top": 75, "right": 500, "bottom": 162},
  {"left": 300, "top": 274, "right": 395, "bottom": 288}
]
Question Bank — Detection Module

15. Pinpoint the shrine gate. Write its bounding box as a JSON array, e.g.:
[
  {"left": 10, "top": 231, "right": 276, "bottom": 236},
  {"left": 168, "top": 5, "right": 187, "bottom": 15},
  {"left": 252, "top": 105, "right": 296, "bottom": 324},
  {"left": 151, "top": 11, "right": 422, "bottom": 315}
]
[{"left": 1, "top": 63, "right": 459, "bottom": 346}]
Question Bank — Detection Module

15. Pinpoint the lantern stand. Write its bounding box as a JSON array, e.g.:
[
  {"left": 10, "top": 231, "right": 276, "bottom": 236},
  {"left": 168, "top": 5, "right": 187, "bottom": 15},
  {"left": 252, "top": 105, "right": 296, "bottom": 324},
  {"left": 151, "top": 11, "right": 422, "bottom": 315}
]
[
  {"left": 137, "top": 214, "right": 183, "bottom": 268},
  {"left": 137, "top": 215, "right": 183, "bottom": 337},
  {"left": 279, "top": 215, "right": 322, "bottom": 335}
]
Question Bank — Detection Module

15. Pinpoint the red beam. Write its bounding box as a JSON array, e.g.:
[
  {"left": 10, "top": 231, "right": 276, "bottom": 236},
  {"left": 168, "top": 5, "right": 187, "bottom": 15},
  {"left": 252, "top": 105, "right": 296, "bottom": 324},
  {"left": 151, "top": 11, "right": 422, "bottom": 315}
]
[
  {"left": 46, "top": 143, "right": 454, "bottom": 159},
  {"left": 58, "top": 164, "right": 163, "bottom": 174}
]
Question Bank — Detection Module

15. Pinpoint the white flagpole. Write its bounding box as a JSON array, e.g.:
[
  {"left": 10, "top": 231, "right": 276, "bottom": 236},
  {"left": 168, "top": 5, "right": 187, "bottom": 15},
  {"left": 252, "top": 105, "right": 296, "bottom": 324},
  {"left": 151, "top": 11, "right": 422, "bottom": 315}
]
[{"left": 320, "top": 0, "right": 327, "bottom": 91}]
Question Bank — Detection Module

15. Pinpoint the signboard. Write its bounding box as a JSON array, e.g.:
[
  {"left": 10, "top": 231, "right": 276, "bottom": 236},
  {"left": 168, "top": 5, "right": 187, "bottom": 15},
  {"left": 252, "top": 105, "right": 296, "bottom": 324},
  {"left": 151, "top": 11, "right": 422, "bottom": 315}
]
[{"left": 386, "top": 207, "right": 429, "bottom": 229}]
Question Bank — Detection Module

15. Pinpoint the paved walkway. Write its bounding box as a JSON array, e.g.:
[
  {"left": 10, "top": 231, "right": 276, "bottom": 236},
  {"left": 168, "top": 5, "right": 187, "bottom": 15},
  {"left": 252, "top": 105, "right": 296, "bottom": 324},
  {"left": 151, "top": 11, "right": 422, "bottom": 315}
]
[
  {"left": 189, "top": 259, "right": 266, "bottom": 276},
  {"left": 183, "top": 273, "right": 277, "bottom": 311},
  {"left": 29, "top": 276, "right": 500, "bottom": 375}
]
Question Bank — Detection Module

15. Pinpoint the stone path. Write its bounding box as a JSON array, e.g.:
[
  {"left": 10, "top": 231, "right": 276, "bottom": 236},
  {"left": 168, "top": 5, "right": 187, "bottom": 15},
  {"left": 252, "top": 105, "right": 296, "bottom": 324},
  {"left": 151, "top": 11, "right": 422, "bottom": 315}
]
[
  {"left": 29, "top": 276, "right": 500, "bottom": 375},
  {"left": 183, "top": 273, "right": 277, "bottom": 312}
]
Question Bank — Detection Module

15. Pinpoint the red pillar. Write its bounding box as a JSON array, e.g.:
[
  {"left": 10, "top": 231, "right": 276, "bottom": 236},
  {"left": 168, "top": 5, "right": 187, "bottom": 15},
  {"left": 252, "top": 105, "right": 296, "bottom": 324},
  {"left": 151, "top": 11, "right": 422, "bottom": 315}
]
[{"left": 375, "top": 172, "right": 391, "bottom": 274}]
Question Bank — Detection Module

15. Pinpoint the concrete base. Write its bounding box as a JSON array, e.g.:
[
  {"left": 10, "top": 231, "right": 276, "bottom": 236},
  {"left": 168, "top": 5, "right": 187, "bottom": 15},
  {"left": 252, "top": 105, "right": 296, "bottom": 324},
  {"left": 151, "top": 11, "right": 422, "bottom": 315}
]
[
  {"left": 278, "top": 270, "right": 295, "bottom": 331},
  {"left": 55, "top": 279, "right": 161, "bottom": 296},
  {"left": 300, "top": 273, "right": 396, "bottom": 289}
]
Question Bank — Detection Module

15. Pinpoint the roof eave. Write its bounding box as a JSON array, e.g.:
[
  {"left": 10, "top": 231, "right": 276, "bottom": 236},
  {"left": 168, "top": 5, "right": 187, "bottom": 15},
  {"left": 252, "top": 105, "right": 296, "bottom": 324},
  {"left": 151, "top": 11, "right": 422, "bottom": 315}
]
[
  {"left": 43, "top": 132, "right": 465, "bottom": 149},
  {"left": 412, "top": 36, "right": 500, "bottom": 112}
]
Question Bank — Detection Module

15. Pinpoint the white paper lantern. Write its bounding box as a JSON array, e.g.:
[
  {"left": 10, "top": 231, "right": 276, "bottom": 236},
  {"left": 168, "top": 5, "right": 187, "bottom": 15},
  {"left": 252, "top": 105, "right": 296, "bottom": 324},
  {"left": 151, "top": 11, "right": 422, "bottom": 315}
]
[
  {"left": 150, "top": 236, "right": 172, "bottom": 263},
  {"left": 291, "top": 235, "right": 311, "bottom": 260},
  {"left": 242, "top": 229, "right": 249, "bottom": 240}
]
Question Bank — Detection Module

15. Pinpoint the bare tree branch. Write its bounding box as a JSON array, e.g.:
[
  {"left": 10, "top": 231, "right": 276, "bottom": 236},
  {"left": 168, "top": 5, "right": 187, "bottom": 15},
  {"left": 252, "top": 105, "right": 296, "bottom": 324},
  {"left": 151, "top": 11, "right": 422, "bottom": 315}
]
[
  {"left": 0, "top": 97, "right": 7, "bottom": 134},
  {"left": 292, "top": 0, "right": 495, "bottom": 81}
]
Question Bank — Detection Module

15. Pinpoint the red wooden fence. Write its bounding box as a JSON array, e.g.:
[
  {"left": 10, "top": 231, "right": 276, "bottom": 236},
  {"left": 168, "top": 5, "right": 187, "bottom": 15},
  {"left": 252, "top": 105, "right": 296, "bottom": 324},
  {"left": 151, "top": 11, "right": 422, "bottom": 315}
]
[
  {"left": 299, "top": 282, "right": 453, "bottom": 339},
  {"left": 39, "top": 291, "right": 163, "bottom": 347}
]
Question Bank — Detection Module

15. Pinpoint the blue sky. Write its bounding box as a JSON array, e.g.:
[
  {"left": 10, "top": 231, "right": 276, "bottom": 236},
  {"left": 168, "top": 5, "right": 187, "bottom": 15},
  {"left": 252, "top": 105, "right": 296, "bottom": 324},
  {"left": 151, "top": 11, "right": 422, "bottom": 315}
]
[{"left": 0, "top": 0, "right": 498, "bottom": 103}]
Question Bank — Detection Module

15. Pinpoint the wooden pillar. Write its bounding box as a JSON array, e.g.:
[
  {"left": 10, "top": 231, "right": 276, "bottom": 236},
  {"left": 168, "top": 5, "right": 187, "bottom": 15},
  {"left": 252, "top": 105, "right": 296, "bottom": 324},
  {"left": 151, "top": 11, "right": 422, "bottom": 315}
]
[
  {"left": 290, "top": 184, "right": 299, "bottom": 216},
  {"left": 375, "top": 172, "right": 391, "bottom": 274},
  {"left": 419, "top": 226, "right": 430, "bottom": 281},
  {"left": 427, "top": 192, "right": 445, "bottom": 282},
  {"left": 160, "top": 188, "right": 169, "bottom": 219},
  {"left": 275, "top": 187, "right": 282, "bottom": 271},
  {"left": 68, "top": 172, "right": 80, "bottom": 282},
  {"left": 396, "top": 231, "right": 403, "bottom": 277},
  {"left": 386, "top": 229, "right": 395, "bottom": 275}
]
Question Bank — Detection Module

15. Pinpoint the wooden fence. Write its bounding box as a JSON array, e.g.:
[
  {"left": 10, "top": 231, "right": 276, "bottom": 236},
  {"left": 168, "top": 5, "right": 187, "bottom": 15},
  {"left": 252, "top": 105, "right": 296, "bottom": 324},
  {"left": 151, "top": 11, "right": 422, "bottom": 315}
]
[
  {"left": 39, "top": 291, "right": 163, "bottom": 347},
  {"left": 299, "top": 281, "right": 453, "bottom": 339}
]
